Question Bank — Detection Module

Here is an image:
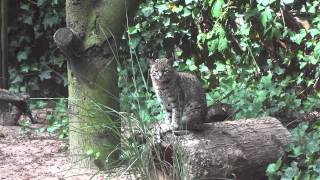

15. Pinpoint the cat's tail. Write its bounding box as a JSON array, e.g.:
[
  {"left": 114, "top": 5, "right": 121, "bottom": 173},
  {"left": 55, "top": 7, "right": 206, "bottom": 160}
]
[{"left": 205, "top": 103, "right": 236, "bottom": 123}]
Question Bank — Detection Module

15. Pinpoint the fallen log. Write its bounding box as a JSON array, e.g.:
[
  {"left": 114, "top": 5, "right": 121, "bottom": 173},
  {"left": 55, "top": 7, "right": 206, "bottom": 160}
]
[
  {"left": 0, "top": 89, "right": 34, "bottom": 125},
  {"left": 156, "top": 117, "right": 291, "bottom": 180}
]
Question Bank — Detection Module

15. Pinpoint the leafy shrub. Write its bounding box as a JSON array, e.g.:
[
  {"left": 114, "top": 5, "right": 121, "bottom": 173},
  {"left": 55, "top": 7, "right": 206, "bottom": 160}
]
[
  {"left": 32, "top": 99, "right": 69, "bottom": 139},
  {"left": 121, "top": 0, "right": 320, "bottom": 121},
  {"left": 266, "top": 122, "right": 320, "bottom": 179},
  {"left": 8, "top": 0, "right": 66, "bottom": 97},
  {"left": 120, "top": 1, "right": 320, "bottom": 178}
]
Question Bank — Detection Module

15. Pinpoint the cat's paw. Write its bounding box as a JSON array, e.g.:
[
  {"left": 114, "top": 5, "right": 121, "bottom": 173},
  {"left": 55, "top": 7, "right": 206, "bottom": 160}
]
[{"left": 171, "top": 122, "right": 179, "bottom": 130}]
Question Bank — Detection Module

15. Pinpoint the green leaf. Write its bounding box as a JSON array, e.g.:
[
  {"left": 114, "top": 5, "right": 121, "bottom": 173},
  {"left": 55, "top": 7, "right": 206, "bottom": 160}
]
[
  {"left": 313, "top": 159, "right": 320, "bottom": 173},
  {"left": 20, "top": 3, "right": 30, "bottom": 11},
  {"left": 199, "top": 64, "right": 209, "bottom": 73},
  {"left": 39, "top": 70, "right": 52, "bottom": 81},
  {"left": 20, "top": 64, "right": 30, "bottom": 73},
  {"left": 282, "top": 0, "right": 294, "bottom": 5},
  {"left": 314, "top": 42, "right": 320, "bottom": 59},
  {"left": 257, "top": 0, "right": 276, "bottom": 6},
  {"left": 218, "top": 37, "right": 228, "bottom": 52},
  {"left": 52, "top": 56, "right": 65, "bottom": 67},
  {"left": 17, "top": 51, "right": 29, "bottom": 62},
  {"left": 37, "top": 0, "right": 47, "bottom": 6},
  {"left": 156, "top": 4, "right": 169, "bottom": 13},
  {"left": 182, "top": 8, "right": 192, "bottom": 17},
  {"left": 129, "top": 37, "right": 141, "bottom": 49},
  {"left": 290, "top": 29, "right": 307, "bottom": 45},
  {"left": 266, "top": 159, "right": 282, "bottom": 176},
  {"left": 208, "top": 39, "right": 218, "bottom": 54},
  {"left": 211, "top": 0, "right": 225, "bottom": 18},
  {"left": 23, "top": 16, "right": 33, "bottom": 25},
  {"left": 86, "top": 149, "right": 94, "bottom": 156},
  {"left": 308, "top": 28, "right": 320, "bottom": 37},
  {"left": 185, "top": 0, "right": 197, "bottom": 5},
  {"left": 43, "top": 14, "right": 59, "bottom": 29},
  {"left": 260, "top": 7, "right": 273, "bottom": 28},
  {"left": 142, "top": 6, "right": 154, "bottom": 17},
  {"left": 282, "top": 162, "right": 299, "bottom": 180},
  {"left": 214, "top": 62, "right": 226, "bottom": 72}
]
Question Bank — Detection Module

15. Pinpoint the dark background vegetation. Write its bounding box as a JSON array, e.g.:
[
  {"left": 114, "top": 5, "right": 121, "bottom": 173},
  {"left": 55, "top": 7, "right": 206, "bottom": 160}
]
[{"left": 6, "top": 0, "right": 320, "bottom": 179}]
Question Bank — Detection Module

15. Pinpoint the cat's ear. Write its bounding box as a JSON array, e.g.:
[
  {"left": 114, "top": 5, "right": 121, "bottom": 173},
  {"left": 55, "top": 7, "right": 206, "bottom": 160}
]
[
  {"left": 148, "top": 58, "right": 156, "bottom": 66},
  {"left": 167, "top": 58, "right": 174, "bottom": 66}
]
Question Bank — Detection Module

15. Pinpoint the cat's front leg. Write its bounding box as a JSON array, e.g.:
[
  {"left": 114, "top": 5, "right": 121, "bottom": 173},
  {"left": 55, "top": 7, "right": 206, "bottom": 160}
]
[
  {"left": 171, "top": 108, "right": 180, "bottom": 130},
  {"left": 164, "top": 108, "right": 172, "bottom": 125}
]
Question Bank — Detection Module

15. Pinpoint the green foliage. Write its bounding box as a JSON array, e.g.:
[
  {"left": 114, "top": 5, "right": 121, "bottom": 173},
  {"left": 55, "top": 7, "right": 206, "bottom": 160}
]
[
  {"left": 266, "top": 122, "right": 320, "bottom": 180},
  {"left": 119, "top": 1, "right": 320, "bottom": 178},
  {"left": 8, "top": 0, "right": 66, "bottom": 96},
  {"left": 33, "top": 99, "right": 69, "bottom": 139},
  {"left": 121, "top": 0, "right": 320, "bottom": 122},
  {"left": 46, "top": 99, "right": 69, "bottom": 139}
]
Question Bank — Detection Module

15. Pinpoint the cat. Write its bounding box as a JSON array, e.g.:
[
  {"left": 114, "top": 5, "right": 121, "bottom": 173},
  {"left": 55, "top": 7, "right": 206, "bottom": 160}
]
[
  {"left": 150, "top": 58, "right": 208, "bottom": 131},
  {"left": 150, "top": 58, "right": 235, "bottom": 131}
]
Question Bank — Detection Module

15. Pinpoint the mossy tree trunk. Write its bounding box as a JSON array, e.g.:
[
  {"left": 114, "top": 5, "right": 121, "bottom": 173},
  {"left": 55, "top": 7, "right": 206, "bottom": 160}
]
[{"left": 54, "top": 0, "right": 138, "bottom": 169}]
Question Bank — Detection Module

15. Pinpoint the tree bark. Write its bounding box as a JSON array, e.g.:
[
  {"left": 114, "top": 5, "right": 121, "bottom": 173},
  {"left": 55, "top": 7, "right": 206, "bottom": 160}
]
[
  {"left": 157, "top": 117, "right": 291, "bottom": 180},
  {"left": 54, "top": 0, "right": 138, "bottom": 169},
  {"left": 0, "top": 0, "right": 8, "bottom": 89}
]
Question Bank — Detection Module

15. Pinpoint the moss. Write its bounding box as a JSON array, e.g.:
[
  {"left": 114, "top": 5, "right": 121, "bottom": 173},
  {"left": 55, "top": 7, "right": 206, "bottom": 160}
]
[
  {"left": 68, "top": 59, "right": 120, "bottom": 167},
  {"left": 66, "top": 0, "right": 138, "bottom": 168}
]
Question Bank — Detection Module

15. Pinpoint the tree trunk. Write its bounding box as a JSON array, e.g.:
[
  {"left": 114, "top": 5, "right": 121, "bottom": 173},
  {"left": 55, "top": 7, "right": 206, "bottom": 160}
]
[
  {"left": 0, "top": 0, "right": 8, "bottom": 89},
  {"left": 157, "top": 117, "right": 291, "bottom": 180},
  {"left": 54, "top": 0, "right": 138, "bottom": 169}
]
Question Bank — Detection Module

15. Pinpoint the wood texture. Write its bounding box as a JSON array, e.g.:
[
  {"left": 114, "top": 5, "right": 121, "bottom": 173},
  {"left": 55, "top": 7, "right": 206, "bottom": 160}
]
[{"left": 159, "top": 117, "right": 291, "bottom": 180}]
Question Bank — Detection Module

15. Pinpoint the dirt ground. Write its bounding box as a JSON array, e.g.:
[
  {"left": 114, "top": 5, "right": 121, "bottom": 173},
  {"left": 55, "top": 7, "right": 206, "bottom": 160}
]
[
  {"left": 0, "top": 124, "right": 72, "bottom": 180},
  {"left": 0, "top": 124, "right": 135, "bottom": 180}
]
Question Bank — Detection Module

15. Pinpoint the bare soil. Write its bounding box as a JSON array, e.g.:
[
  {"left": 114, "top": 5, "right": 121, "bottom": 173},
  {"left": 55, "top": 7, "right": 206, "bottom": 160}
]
[
  {"left": 0, "top": 124, "right": 134, "bottom": 180},
  {"left": 0, "top": 124, "right": 71, "bottom": 180}
]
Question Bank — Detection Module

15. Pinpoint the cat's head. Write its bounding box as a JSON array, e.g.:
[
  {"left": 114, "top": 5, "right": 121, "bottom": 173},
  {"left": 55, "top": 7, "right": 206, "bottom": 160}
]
[{"left": 149, "top": 58, "right": 175, "bottom": 82}]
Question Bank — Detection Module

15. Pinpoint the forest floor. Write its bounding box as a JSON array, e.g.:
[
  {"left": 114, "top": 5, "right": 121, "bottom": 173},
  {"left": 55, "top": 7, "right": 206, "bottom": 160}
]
[{"left": 0, "top": 112, "right": 135, "bottom": 180}]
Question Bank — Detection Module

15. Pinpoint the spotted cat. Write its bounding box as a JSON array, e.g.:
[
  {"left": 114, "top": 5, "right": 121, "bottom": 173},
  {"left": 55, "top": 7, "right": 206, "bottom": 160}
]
[
  {"left": 150, "top": 58, "right": 208, "bottom": 131},
  {"left": 150, "top": 58, "right": 235, "bottom": 131}
]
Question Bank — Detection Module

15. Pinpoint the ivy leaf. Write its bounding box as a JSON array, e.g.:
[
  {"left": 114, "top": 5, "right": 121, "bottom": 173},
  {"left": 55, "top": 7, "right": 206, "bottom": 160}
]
[
  {"left": 17, "top": 51, "right": 29, "bottom": 62},
  {"left": 142, "top": 6, "right": 154, "bottom": 17},
  {"left": 20, "top": 64, "right": 30, "bottom": 73},
  {"left": 314, "top": 42, "right": 320, "bottom": 59},
  {"left": 43, "top": 14, "right": 59, "bottom": 29},
  {"left": 211, "top": 0, "right": 225, "bottom": 18},
  {"left": 282, "top": 0, "right": 294, "bottom": 5},
  {"left": 218, "top": 37, "right": 228, "bottom": 52},
  {"left": 282, "top": 162, "right": 299, "bottom": 179},
  {"left": 257, "top": 0, "right": 276, "bottom": 6},
  {"left": 313, "top": 159, "right": 320, "bottom": 173},
  {"left": 182, "top": 8, "right": 192, "bottom": 17},
  {"left": 20, "top": 3, "right": 30, "bottom": 11},
  {"left": 129, "top": 37, "right": 141, "bottom": 49},
  {"left": 39, "top": 70, "right": 52, "bottom": 81},
  {"left": 156, "top": 4, "right": 169, "bottom": 14},
  {"left": 308, "top": 28, "right": 320, "bottom": 37},
  {"left": 52, "top": 56, "right": 65, "bottom": 67},
  {"left": 290, "top": 29, "right": 307, "bottom": 45},
  {"left": 208, "top": 39, "right": 219, "bottom": 55},
  {"left": 185, "top": 0, "right": 197, "bottom": 5},
  {"left": 260, "top": 7, "right": 273, "bottom": 28},
  {"left": 23, "top": 16, "right": 33, "bottom": 25},
  {"left": 11, "top": 75, "right": 23, "bottom": 84},
  {"left": 127, "top": 24, "right": 140, "bottom": 35},
  {"left": 266, "top": 159, "right": 282, "bottom": 176},
  {"left": 37, "top": 0, "right": 47, "bottom": 7}
]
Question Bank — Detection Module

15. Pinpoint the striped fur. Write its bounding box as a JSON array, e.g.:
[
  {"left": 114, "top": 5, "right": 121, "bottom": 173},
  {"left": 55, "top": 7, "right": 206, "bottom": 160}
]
[{"left": 150, "top": 58, "right": 206, "bottom": 131}]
